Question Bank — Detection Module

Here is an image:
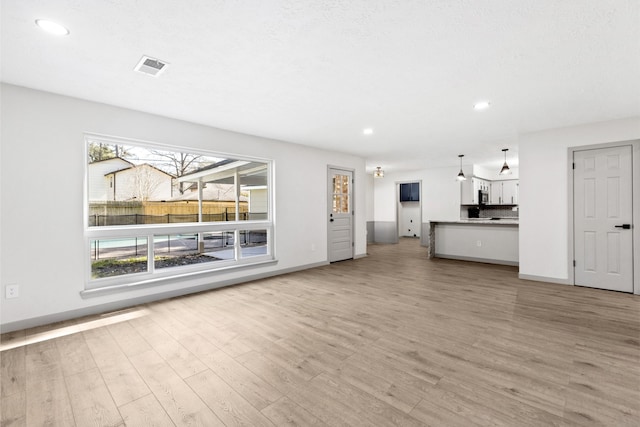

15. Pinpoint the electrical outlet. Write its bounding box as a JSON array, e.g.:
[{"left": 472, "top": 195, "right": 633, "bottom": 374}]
[
  {"left": 476, "top": 240, "right": 482, "bottom": 247},
  {"left": 5, "top": 284, "right": 19, "bottom": 299}
]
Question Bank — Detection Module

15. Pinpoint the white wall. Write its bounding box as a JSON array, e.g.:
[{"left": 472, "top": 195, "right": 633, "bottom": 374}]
[
  {"left": 435, "top": 223, "right": 519, "bottom": 265},
  {"left": 399, "top": 202, "right": 421, "bottom": 237},
  {"left": 0, "top": 84, "right": 367, "bottom": 331},
  {"left": 365, "top": 174, "right": 375, "bottom": 222},
  {"left": 473, "top": 164, "right": 519, "bottom": 181},
  {"left": 373, "top": 167, "right": 460, "bottom": 224},
  {"left": 519, "top": 117, "right": 640, "bottom": 282}
]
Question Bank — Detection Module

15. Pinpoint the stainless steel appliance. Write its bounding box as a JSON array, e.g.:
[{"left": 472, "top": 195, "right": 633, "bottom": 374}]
[{"left": 478, "top": 190, "right": 489, "bottom": 205}]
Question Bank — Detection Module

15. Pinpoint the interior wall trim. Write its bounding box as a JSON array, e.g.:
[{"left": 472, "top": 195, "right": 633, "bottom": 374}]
[
  {"left": 0, "top": 261, "right": 329, "bottom": 334},
  {"left": 518, "top": 273, "right": 571, "bottom": 285},
  {"left": 435, "top": 254, "right": 519, "bottom": 267},
  {"left": 373, "top": 221, "right": 399, "bottom": 244}
]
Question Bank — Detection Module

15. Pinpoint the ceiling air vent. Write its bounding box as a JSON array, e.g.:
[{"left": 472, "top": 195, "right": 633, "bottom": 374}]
[{"left": 134, "top": 55, "right": 169, "bottom": 77}]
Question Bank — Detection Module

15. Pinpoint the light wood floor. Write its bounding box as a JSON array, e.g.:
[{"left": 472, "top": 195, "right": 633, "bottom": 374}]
[{"left": 2, "top": 238, "right": 639, "bottom": 426}]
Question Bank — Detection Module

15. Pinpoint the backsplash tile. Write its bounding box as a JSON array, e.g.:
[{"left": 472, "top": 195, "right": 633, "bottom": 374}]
[{"left": 461, "top": 205, "right": 519, "bottom": 219}]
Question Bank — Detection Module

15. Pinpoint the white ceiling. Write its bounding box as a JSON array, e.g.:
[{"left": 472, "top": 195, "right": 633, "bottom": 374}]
[{"left": 2, "top": 1, "right": 639, "bottom": 173}]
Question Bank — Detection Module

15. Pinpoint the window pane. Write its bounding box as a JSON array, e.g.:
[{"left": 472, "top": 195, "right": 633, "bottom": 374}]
[
  {"left": 201, "top": 231, "right": 237, "bottom": 260},
  {"left": 332, "top": 174, "right": 350, "bottom": 213},
  {"left": 201, "top": 231, "right": 235, "bottom": 255},
  {"left": 341, "top": 175, "right": 349, "bottom": 194},
  {"left": 333, "top": 194, "right": 349, "bottom": 213},
  {"left": 332, "top": 174, "right": 348, "bottom": 193},
  {"left": 86, "top": 136, "right": 274, "bottom": 288},
  {"left": 196, "top": 181, "right": 238, "bottom": 222},
  {"left": 341, "top": 195, "right": 349, "bottom": 212},
  {"left": 239, "top": 230, "right": 268, "bottom": 258},
  {"left": 90, "top": 237, "right": 148, "bottom": 279},
  {"left": 239, "top": 163, "right": 268, "bottom": 221},
  {"left": 87, "top": 140, "right": 249, "bottom": 226},
  {"left": 153, "top": 232, "right": 237, "bottom": 269}
]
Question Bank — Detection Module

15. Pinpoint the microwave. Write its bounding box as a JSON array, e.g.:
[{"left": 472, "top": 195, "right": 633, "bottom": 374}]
[{"left": 478, "top": 190, "right": 489, "bottom": 205}]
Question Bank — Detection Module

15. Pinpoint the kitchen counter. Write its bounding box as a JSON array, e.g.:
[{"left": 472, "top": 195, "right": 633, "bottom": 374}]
[{"left": 428, "top": 220, "right": 519, "bottom": 265}]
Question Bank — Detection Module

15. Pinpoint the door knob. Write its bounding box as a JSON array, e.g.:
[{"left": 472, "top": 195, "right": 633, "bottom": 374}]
[
  {"left": 330, "top": 218, "right": 334, "bottom": 222},
  {"left": 614, "top": 224, "right": 631, "bottom": 229}
]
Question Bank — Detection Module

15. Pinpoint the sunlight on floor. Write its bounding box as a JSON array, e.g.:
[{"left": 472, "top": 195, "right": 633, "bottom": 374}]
[{"left": 0, "top": 308, "right": 149, "bottom": 352}]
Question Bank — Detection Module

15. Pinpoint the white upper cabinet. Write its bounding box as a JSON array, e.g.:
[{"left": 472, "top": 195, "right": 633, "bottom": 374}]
[
  {"left": 502, "top": 180, "right": 519, "bottom": 205},
  {"left": 460, "top": 178, "right": 475, "bottom": 204},
  {"left": 490, "top": 180, "right": 519, "bottom": 205},
  {"left": 461, "top": 177, "right": 491, "bottom": 204},
  {"left": 490, "top": 181, "right": 502, "bottom": 204}
]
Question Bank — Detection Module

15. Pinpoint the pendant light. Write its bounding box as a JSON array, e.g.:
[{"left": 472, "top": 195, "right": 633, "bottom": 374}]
[
  {"left": 374, "top": 166, "right": 384, "bottom": 178},
  {"left": 457, "top": 155, "right": 466, "bottom": 181},
  {"left": 499, "top": 148, "right": 511, "bottom": 175}
]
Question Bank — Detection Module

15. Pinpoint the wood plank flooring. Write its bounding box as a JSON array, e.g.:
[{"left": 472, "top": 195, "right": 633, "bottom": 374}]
[{"left": 2, "top": 238, "right": 639, "bottom": 426}]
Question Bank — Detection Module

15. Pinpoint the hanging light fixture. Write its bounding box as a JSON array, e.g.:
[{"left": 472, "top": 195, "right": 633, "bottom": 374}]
[
  {"left": 499, "top": 148, "right": 511, "bottom": 175},
  {"left": 374, "top": 166, "right": 384, "bottom": 178},
  {"left": 457, "top": 155, "right": 466, "bottom": 181}
]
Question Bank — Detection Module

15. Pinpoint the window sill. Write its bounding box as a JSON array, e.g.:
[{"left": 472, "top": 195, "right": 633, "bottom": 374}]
[{"left": 80, "top": 258, "right": 278, "bottom": 299}]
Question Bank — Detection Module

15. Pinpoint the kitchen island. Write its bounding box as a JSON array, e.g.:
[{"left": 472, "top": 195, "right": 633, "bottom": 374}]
[{"left": 428, "top": 219, "right": 519, "bottom": 266}]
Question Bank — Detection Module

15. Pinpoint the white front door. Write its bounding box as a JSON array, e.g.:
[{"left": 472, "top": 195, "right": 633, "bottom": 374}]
[
  {"left": 574, "top": 145, "right": 634, "bottom": 292},
  {"left": 328, "top": 168, "right": 353, "bottom": 262}
]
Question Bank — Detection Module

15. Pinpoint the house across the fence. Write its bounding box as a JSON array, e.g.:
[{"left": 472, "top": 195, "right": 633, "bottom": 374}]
[{"left": 88, "top": 157, "right": 251, "bottom": 225}]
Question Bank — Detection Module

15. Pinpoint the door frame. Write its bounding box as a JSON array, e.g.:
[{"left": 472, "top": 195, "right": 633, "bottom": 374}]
[
  {"left": 327, "top": 165, "right": 355, "bottom": 262},
  {"left": 567, "top": 139, "right": 640, "bottom": 294}
]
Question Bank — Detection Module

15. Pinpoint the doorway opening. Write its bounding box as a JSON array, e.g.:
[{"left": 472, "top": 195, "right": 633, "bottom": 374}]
[{"left": 397, "top": 181, "right": 422, "bottom": 239}]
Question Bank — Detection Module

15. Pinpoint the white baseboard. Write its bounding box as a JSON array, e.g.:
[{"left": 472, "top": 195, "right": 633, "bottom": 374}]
[
  {"left": 518, "top": 273, "right": 571, "bottom": 285},
  {"left": 0, "top": 261, "right": 329, "bottom": 334},
  {"left": 435, "top": 254, "right": 518, "bottom": 267}
]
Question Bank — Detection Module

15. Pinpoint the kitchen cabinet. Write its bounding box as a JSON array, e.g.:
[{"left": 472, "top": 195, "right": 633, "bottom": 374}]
[
  {"left": 429, "top": 221, "right": 519, "bottom": 266},
  {"left": 502, "top": 180, "right": 518, "bottom": 205},
  {"left": 490, "top": 181, "right": 502, "bottom": 205},
  {"left": 491, "top": 180, "right": 519, "bottom": 205},
  {"left": 461, "top": 177, "right": 490, "bottom": 204},
  {"left": 399, "top": 182, "right": 420, "bottom": 202}
]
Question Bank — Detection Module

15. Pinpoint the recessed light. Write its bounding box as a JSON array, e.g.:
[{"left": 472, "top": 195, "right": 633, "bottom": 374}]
[
  {"left": 363, "top": 128, "right": 374, "bottom": 135},
  {"left": 35, "top": 19, "right": 70, "bottom": 36},
  {"left": 473, "top": 101, "right": 491, "bottom": 110}
]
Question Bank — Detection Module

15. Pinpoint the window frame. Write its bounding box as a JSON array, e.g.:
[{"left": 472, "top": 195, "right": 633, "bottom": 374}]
[{"left": 83, "top": 133, "right": 275, "bottom": 292}]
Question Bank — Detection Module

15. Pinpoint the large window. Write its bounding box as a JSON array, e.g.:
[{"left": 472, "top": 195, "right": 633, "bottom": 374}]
[{"left": 85, "top": 135, "right": 273, "bottom": 290}]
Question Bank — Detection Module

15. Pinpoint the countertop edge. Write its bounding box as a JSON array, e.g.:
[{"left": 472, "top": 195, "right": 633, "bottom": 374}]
[{"left": 429, "top": 220, "right": 519, "bottom": 225}]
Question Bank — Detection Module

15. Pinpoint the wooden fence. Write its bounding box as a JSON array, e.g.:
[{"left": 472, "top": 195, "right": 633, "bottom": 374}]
[{"left": 89, "top": 201, "right": 253, "bottom": 226}]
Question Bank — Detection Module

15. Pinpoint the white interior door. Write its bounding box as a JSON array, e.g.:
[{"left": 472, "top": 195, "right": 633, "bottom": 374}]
[
  {"left": 328, "top": 168, "right": 353, "bottom": 262},
  {"left": 574, "top": 145, "right": 634, "bottom": 292}
]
